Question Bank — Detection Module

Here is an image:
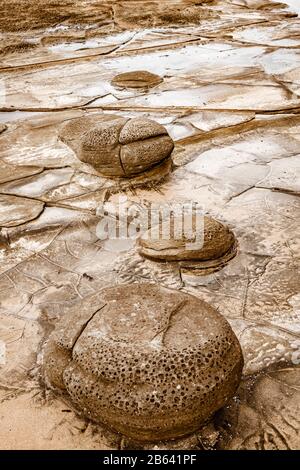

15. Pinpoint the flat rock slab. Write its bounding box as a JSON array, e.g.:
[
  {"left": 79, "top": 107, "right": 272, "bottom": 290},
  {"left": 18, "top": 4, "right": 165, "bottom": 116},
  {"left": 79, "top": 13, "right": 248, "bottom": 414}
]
[
  {"left": 0, "top": 194, "right": 44, "bottom": 227},
  {"left": 1, "top": 0, "right": 300, "bottom": 451},
  {"left": 0, "top": 161, "right": 43, "bottom": 185}
]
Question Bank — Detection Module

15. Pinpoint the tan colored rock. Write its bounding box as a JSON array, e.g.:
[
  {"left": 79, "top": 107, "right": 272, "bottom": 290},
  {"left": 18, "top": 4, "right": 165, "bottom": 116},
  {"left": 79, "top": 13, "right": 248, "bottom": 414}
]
[
  {"left": 0, "top": 161, "right": 43, "bottom": 184},
  {"left": 218, "top": 366, "right": 300, "bottom": 450},
  {"left": 119, "top": 117, "right": 167, "bottom": 144},
  {"left": 80, "top": 118, "right": 127, "bottom": 177},
  {"left": 0, "top": 124, "right": 7, "bottom": 134},
  {"left": 121, "top": 135, "right": 174, "bottom": 176},
  {"left": 111, "top": 71, "right": 163, "bottom": 89},
  {"left": 0, "top": 194, "right": 44, "bottom": 228},
  {"left": 138, "top": 215, "right": 236, "bottom": 262},
  {"left": 58, "top": 114, "right": 123, "bottom": 155},
  {"left": 43, "top": 284, "right": 243, "bottom": 442},
  {"left": 59, "top": 116, "right": 174, "bottom": 178}
]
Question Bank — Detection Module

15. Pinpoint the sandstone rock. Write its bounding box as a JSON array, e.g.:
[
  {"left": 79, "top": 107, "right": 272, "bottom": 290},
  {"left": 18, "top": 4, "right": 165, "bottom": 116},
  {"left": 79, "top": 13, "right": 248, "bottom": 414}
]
[
  {"left": 0, "top": 124, "right": 7, "bottom": 134},
  {"left": 0, "top": 194, "right": 44, "bottom": 227},
  {"left": 43, "top": 284, "right": 243, "bottom": 442},
  {"left": 217, "top": 366, "right": 300, "bottom": 450},
  {"left": 80, "top": 118, "right": 127, "bottom": 177},
  {"left": 120, "top": 135, "right": 174, "bottom": 176},
  {"left": 138, "top": 215, "right": 236, "bottom": 262},
  {"left": 119, "top": 117, "right": 167, "bottom": 144},
  {"left": 0, "top": 161, "right": 42, "bottom": 184},
  {"left": 59, "top": 116, "right": 174, "bottom": 178},
  {"left": 111, "top": 71, "right": 163, "bottom": 89},
  {"left": 58, "top": 114, "right": 122, "bottom": 155}
]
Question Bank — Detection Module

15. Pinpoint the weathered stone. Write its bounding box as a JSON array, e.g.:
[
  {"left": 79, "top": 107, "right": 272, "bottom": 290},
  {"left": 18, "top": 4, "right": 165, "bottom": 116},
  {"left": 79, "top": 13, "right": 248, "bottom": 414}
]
[
  {"left": 59, "top": 116, "right": 174, "bottom": 178},
  {"left": 0, "top": 161, "right": 43, "bottom": 185},
  {"left": 119, "top": 117, "right": 167, "bottom": 144},
  {"left": 138, "top": 215, "right": 236, "bottom": 262},
  {"left": 0, "top": 124, "right": 7, "bottom": 134},
  {"left": 44, "top": 292, "right": 106, "bottom": 390},
  {"left": 80, "top": 119, "right": 127, "bottom": 177},
  {"left": 2, "top": 0, "right": 300, "bottom": 451},
  {"left": 111, "top": 71, "right": 163, "bottom": 89},
  {"left": 120, "top": 135, "right": 174, "bottom": 176},
  {"left": 217, "top": 366, "right": 300, "bottom": 450},
  {"left": 43, "top": 284, "right": 243, "bottom": 442},
  {"left": 0, "top": 194, "right": 44, "bottom": 227},
  {"left": 58, "top": 114, "right": 123, "bottom": 155}
]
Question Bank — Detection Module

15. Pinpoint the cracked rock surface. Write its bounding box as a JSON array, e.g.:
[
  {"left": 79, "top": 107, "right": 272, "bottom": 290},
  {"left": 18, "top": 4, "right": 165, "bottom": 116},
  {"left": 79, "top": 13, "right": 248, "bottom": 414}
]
[
  {"left": 138, "top": 215, "right": 236, "bottom": 265},
  {"left": 0, "top": 0, "right": 299, "bottom": 450},
  {"left": 65, "top": 116, "right": 174, "bottom": 177},
  {"left": 43, "top": 284, "right": 243, "bottom": 442}
]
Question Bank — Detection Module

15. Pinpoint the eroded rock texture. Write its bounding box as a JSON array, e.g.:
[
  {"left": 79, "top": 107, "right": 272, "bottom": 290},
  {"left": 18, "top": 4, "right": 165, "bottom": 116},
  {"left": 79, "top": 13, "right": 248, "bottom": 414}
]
[
  {"left": 0, "top": 194, "right": 44, "bottom": 227},
  {"left": 44, "top": 284, "right": 243, "bottom": 441},
  {"left": 138, "top": 215, "right": 236, "bottom": 263},
  {"left": 111, "top": 71, "right": 163, "bottom": 89},
  {"left": 0, "top": 0, "right": 300, "bottom": 450},
  {"left": 0, "top": 124, "right": 7, "bottom": 134},
  {"left": 217, "top": 366, "right": 300, "bottom": 450},
  {"left": 59, "top": 116, "right": 174, "bottom": 177}
]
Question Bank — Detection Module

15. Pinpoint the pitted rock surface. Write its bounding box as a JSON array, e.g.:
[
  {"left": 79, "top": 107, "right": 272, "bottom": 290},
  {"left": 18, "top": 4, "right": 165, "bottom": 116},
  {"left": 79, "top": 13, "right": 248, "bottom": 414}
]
[
  {"left": 58, "top": 114, "right": 121, "bottom": 152},
  {"left": 138, "top": 216, "right": 236, "bottom": 262},
  {"left": 111, "top": 71, "right": 163, "bottom": 89},
  {"left": 43, "top": 284, "right": 243, "bottom": 441},
  {"left": 2, "top": 0, "right": 300, "bottom": 451},
  {"left": 59, "top": 116, "right": 174, "bottom": 178}
]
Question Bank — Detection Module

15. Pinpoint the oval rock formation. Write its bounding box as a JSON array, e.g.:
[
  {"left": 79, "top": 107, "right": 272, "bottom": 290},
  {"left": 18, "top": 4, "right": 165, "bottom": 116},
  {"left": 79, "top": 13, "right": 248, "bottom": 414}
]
[
  {"left": 43, "top": 284, "right": 243, "bottom": 442},
  {"left": 59, "top": 116, "right": 174, "bottom": 178},
  {"left": 111, "top": 70, "right": 163, "bottom": 89},
  {"left": 138, "top": 215, "right": 236, "bottom": 262}
]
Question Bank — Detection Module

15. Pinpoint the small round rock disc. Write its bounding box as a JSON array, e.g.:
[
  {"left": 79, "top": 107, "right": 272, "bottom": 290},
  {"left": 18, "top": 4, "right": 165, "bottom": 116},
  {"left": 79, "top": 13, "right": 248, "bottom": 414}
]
[
  {"left": 43, "top": 284, "right": 243, "bottom": 442},
  {"left": 111, "top": 70, "right": 163, "bottom": 89}
]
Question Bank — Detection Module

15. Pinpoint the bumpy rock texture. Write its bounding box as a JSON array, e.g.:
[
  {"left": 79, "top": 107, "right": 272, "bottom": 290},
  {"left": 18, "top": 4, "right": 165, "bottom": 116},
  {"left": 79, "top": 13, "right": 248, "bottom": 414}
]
[
  {"left": 138, "top": 215, "right": 236, "bottom": 262},
  {"left": 59, "top": 116, "right": 174, "bottom": 177},
  {"left": 1, "top": 0, "right": 300, "bottom": 451},
  {"left": 43, "top": 284, "right": 243, "bottom": 441},
  {"left": 111, "top": 71, "right": 163, "bottom": 89}
]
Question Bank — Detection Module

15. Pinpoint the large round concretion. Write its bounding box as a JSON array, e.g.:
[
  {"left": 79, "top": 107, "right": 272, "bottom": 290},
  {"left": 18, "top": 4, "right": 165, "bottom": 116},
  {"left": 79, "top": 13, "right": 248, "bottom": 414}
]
[
  {"left": 138, "top": 215, "right": 236, "bottom": 262},
  {"left": 59, "top": 115, "right": 174, "bottom": 178},
  {"left": 111, "top": 71, "right": 163, "bottom": 89},
  {"left": 43, "top": 284, "right": 243, "bottom": 442}
]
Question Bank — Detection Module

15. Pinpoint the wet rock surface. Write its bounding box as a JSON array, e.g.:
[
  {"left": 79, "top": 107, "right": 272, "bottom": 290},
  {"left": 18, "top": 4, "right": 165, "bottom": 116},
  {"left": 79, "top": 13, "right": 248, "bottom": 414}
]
[
  {"left": 0, "top": 0, "right": 300, "bottom": 450},
  {"left": 217, "top": 365, "right": 300, "bottom": 450},
  {"left": 59, "top": 116, "right": 174, "bottom": 178},
  {"left": 44, "top": 284, "right": 243, "bottom": 441}
]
